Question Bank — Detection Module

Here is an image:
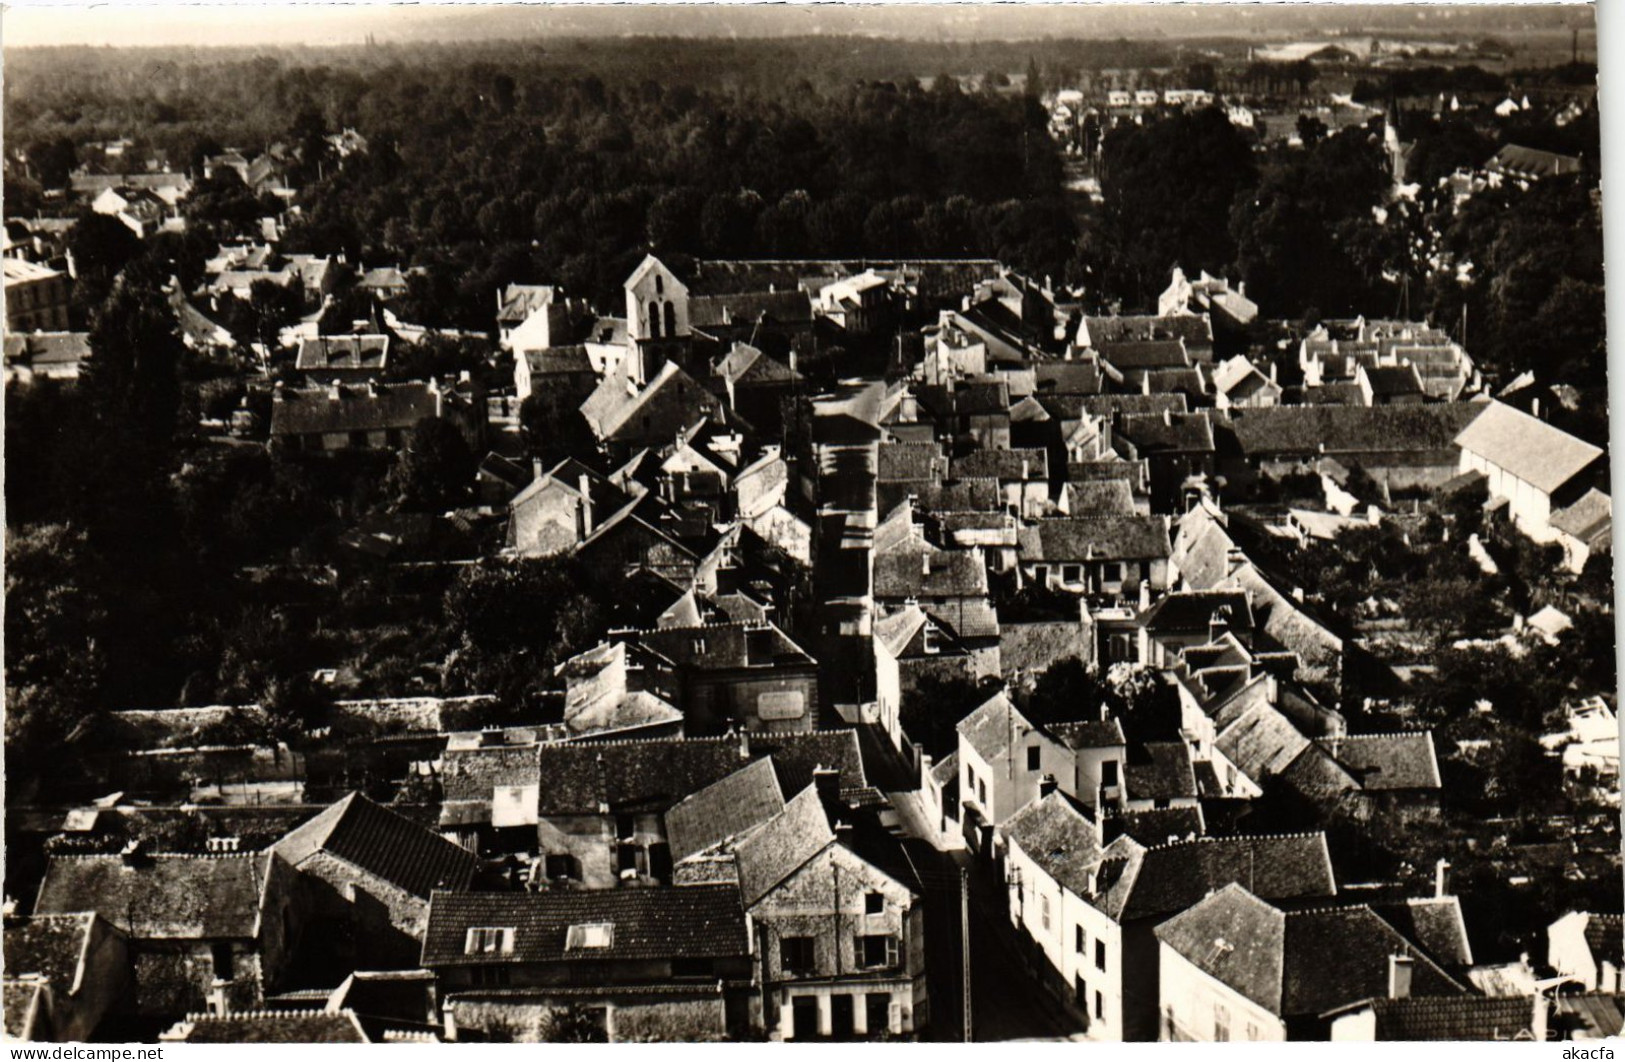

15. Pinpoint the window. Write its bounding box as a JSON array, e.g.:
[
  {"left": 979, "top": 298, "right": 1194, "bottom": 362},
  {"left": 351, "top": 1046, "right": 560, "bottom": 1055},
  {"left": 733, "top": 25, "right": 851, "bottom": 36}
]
[
  {"left": 1095, "top": 991, "right": 1104, "bottom": 1021},
  {"left": 648, "top": 300, "right": 662, "bottom": 339},
  {"left": 780, "top": 935, "right": 816, "bottom": 974},
  {"left": 977, "top": 779, "right": 987, "bottom": 805},
  {"left": 1075, "top": 975, "right": 1088, "bottom": 1008},
  {"left": 1213, "top": 1003, "right": 1230, "bottom": 1042},
  {"left": 565, "top": 923, "right": 614, "bottom": 950},
  {"left": 471, "top": 965, "right": 511, "bottom": 988},
  {"left": 654, "top": 274, "right": 664, "bottom": 295},
  {"left": 1075, "top": 926, "right": 1086, "bottom": 954},
  {"left": 1102, "top": 562, "right": 1123, "bottom": 584},
  {"left": 1062, "top": 564, "right": 1082, "bottom": 584},
  {"left": 865, "top": 892, "right": 885, "bottom": 916},
  {"left": 1040, "top": 894, "right": 1051, "bottom": 930},
  {"left": 1027, "top": 746, "right": 1041, "bottom": 772},
  {"left": 211, "top": 942, "right": 235, "bottom": 980},
  {"left": 544, "top": 853, "right": 578, "bottom": 881},
  {"left": 464, "top": 927, "right": 515, "bottom": 956},
  {"left": 1245, "top": 1022, "right": 1259, "bottom": 1041},
  {"left": 1032, "top": 565, "right": 1049, "bottom": 584},
  {"left": 1095, "top": 939, "right": 1107, "bottom": 972},
  {"left": 1101, "top": 761, "right": 1119, "bottom": 788},
  {"left": 866, "top": 993, "right": 892, "bottom": 1036},
  {"left": 664, "top": 301, "right": 677, "bottom": 337},
  {"left": 616, "top": 814, "right": 637, "bottom": 841},
  {"left": 857, "top": 934, "right": 900, "bottom": 969}
]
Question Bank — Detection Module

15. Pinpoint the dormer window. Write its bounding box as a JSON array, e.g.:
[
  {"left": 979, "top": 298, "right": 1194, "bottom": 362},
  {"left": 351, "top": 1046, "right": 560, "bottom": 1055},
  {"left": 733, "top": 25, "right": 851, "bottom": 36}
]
[
  {"left": 566, "top": 923, "right": 615, "bottom": 950},
  {"left": 465, "top": 927, "right": 515, "bottom": 956}
]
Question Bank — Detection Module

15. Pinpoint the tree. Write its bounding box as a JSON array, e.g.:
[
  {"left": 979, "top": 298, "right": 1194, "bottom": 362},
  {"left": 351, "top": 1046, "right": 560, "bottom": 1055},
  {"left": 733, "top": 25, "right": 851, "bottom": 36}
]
[
  {"left": 900, "top": 672, "right": 1002, "bottom": 758},
  {"left": 389, "top": 417, "right": 476, "bottom": 511},
  {"left": 66, "top": 214, "right": 144, "bottom": 313},
  {"left": 1025, "top": 656, "right": 1107, "bottom": 726},
  {"left": 25, "top": 136, "right": 76, "bottom": 189},
  {"left": 260, "top": 671, "right": 334, "bottom": 741}
]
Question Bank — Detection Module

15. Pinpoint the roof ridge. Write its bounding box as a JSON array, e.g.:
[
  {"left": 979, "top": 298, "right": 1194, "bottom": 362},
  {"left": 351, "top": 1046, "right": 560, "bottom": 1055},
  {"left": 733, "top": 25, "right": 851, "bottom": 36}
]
[
  {"left": 538, "top": 733, "right": 735, "bottom": 752},
  {"left": 1285, "top": 902, "right": 1375, "bottom": 918},
  {"left": 1326, "top": 730, "right": 1431, "bottom": 738},
  {"left": 1143, "top": 830, "right": 1322, "bottom": 852}
]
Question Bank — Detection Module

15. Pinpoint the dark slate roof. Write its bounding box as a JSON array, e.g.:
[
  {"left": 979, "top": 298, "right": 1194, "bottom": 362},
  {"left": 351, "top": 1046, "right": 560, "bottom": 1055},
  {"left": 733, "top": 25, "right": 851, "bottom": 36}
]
[
  {"left": 1123, "top": 741, "right": 1197, "bottom": 802},
  {"left": 1034, "top": 361, "right": 1103, "bottom": 395},
  {"left": 269, "top": 383, "right": 439, "bottom": 437},
  {"left": 1550, "top": 489, "right": 1612, "bottom": 543},
  {"left": 1017, "top": 516, "right": 1171, "bottom": 562},
  {"left": 422, "top": 885, "right": 748, "bottom": 966},
  {"left": 1140, "top": 589, "right": 1256, "bottom": 633},
  {"left": 4, "top": 980, "right": 43, "bottom": 1040},
  {"left": 1120, "top": 833, "right": 1336, "bottom": 923},
  {"left": 3, "top": 913, "right": 96, "bottom": 996},
  {"left": 874, "top": 548, "right": 989, "bottom": 599},
  {"left": 170, "top": 1011, "right": 370, "bottom": 1043},
  {"left": 1049, "top": 719, "right": 1126, "bottom": 750},
  {"left": 1097, "top": 339, "right": 1189, "bottom": 370},
  {"left": 1370, "top": 897, "right": 1473, "bottom": 968},
  {"left": 1488, "top": 142, "right": 1582, "bottom": 179},
  {"left": 1102, "top": 807, "right": 1205, "bottom": 847},
  {"left": 1362, "top": 364, "right": 1424, "bottom": 397},
  {"left": 877, "top": 442, "right": 946, "bottom": 484},
  {"left": 1228, "top": 403, "right": 1482, "bottom": 457},
  {"left": 1000, "top": 622, "right": 1090, "bottom": 678},
  {"left": 631, "top": 621, "right": 816, "bottom": 671},
  {"left": 748, "top": 730, "right": 869, "bottom": 796},
  {"left": 35, "top": 853, "right": 272, "bottom": 940},
  {"left": 296, "top": 335, "right": 389, "bottom": 372},
  {"left": 1117, "top": 412, "right": 1215, "bottom": 454},
  {"left": 533, "top": 737, "right": 754, "bottom": 816},
  {"left": 1314, "top": 733, "right": 1440, "bottom": 790},
  {"left": 1156, "top": 885, "right": 1465, "bottom": 1018},
  {"left": 1584, "top": 913, "right": 1624, "bottom": 966},
  {"left": 665, "top": 758, "right": 786, "bottom": 864},
  {"left": 3, "top": 332, "right": 92, "bottom": 367},
  {"left": 1002, "top": 791, "right": 1103, "bottom": 898},
  {"left": 523, "top": 346, "right": 593, "bottom": 376},
  {"left": 1363, "top": 996, "right": 1534, "bottom": 1040},
  {"left": 274, "top": 792, "right": 477, "bottom": 899},
  {"left": 1085, "top": 314, "right": 1212, "bottom": 347},
  {"left": 953, "top": 448, "right": 1048, "bottom": 481},
  {"left": 1068, "top": 479, "right": 1137, "bottom": 514},
  {"left": 735, "top": 785, "right": 836, "bottom": 906},
  {"left": 958, "top": 692, "right": 1034, "bottom": 765},
  {"left": 1079, "top": 393, "right": 1188, "bottom": 420},
  {"left": 690, "top": 290, "right": 813, "bottom": 328}
]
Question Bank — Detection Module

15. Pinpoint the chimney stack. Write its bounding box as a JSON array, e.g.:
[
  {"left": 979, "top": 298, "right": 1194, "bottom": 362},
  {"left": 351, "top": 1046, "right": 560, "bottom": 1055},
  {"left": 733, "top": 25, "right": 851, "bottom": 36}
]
[
  {"left": 533, "top": 458, "right": 546, "bottom": 482},
  {"left": 1435, "top": 858, "right": 1450, "bottom": 898},
  {"left": 1387, "top": 954, "right": 1414, "bottom": 1000},
  {"left": 812, "top": 765, "right": 840, "bottom": 804},
  {"left": 738, "top": 728, "right": 752, "bottom": 760},
  {"left": 1038, "top": 773, "right": 1058, "bottom": 799},
  {"left": 578, "top": 473, "right": 594, "bottom": 535}
]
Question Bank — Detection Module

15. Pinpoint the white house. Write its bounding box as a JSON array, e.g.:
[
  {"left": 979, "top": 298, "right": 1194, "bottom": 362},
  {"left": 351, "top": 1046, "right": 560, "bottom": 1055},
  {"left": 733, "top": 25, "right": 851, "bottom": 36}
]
[
  {"left": 1548, "top": 911, "right": 1623, "bottom": 993},
  {"left": 1454, "top": 401, "right": 1602, "bottom": 542}
]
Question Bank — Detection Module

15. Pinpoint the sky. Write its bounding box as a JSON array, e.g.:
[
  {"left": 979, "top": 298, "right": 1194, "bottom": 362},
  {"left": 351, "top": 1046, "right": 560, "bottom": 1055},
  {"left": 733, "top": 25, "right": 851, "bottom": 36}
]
[{"left": 0, "top": 1, "right": 1593, "bottom": 50}]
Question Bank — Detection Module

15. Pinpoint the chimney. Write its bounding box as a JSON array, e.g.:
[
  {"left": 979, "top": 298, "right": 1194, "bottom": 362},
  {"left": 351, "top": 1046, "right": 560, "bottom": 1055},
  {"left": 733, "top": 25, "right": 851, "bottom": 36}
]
[
  {"left": 921, "top": 553, "right": 932, "bottom": 577},
  {"left": 738, "top": 728, "right": 751, "bottom": 759},
  {"left": 1161, "top": 407, "right": 1171, "bottom": 426},
  {"left": 1038, "top": 773, "right": 1058, "bottom": 799},
  {"left": 578, "top": 473, "right": 594, "bottom": 535},
  {"left": 1435, "top": 858, "right": 1450, "bottom": 898},
  {"left": 1138, "top": 579, "right": 1152, "bottom": 610},
  {"left": 1142, "top": 373, "right": 1152, "bottom": 397},
  {"left": 812, "top": 765, "right": 840, "bottom": 804},
  {"left": 1388, "top": 954, "right": 1414, "bottom": 999},
  {"left": 533, "top": 458, "right": 546, "bottom": 482},
  {"left": 1225, "top": 546, "right": 1247, "bottom": 575}
]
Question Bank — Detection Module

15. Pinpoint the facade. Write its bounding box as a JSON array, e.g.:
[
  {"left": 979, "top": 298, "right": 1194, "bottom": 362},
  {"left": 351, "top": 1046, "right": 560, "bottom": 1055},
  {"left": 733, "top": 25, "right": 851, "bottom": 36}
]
[
  {"left": 4, "top": 258, "right": 71, "bottom": 332},
  {"left": 1454, "top": 400, "right": 1604, "bottom": 542}
]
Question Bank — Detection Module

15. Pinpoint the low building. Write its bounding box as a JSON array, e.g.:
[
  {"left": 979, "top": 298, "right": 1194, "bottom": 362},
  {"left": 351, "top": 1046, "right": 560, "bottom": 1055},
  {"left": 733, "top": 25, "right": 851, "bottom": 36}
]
[
  {"left": 295, "top": 335, "right": 390, "bottom": 383},
  {"left": 422, "top": 886, "right": 757, "bottom": 1042},
  {"left": 1548, "top": 912, "right": 1623, "bottom": 993},
  {"left": 3, "top": 332, "right": 91, "bottom": 385},
  {"left": 1017, "top": 515, "right": 1171, "bottom": 601},
  {"left": 1454, "top": 400, "right": 1604, "bottom": 543},
  {"left": 269, "top": 380, "right": 484, "bottom": 455},
  {"left": 3, "top": 913, "right": 130, "bottom": 1042}
]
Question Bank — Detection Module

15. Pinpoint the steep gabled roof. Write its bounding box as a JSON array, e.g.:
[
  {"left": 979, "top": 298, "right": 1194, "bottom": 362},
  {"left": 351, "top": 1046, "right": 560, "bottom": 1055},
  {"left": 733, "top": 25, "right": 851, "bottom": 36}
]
[
  {"left": 1314, "top": 733, "right": 1441, "bottom": 790},
  {"left": 1002, "top": 791, "right": 1104, "bottom": 898},
  {"left": 1121, "top": 832, "right": 1336, "bottom": 922},
  {"left": 734, "top": 785, "right": 836, "bottom": 906},
  {"left": 665, "top": 757, "right": 786, "bottom": 864},
  {"left": 35, "top": 852, "right": 274, "bottom": 940},
  {"left": 957, "top": 692, "right": 1036, "bottom": 765},
  {"left": 1017, "top": 515, "right": 1171, "bottom": 563},
  {"left": 3, "top": 913, "right": 100, "bottom": 1000},
  {"left": 1454, "top": 401, "right": 1602, "bottom": 495},
  {"left": 274, "top": 792, "right": 477, "bottom": 899}
]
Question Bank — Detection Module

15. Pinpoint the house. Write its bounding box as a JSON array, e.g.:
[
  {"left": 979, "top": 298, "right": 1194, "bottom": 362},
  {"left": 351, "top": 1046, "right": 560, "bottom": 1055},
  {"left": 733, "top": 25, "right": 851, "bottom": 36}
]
[
  {"left": 1080, "top": 313, "right": 1214, "bottom": 363},
  {"left": 421, "top": 887, "right": 756, "bottom": 1042},
  {"left": 1454, "top": 400, "right": 1604, "bottom": 543},
  {"left": 816, "top": 270, "right": 891, "bottom": 335},
  {"left": 358, "top": 266, "right": 410, "bottom": 301},
  {"left": 272, "top": 792, "right": 479, "bottom": 970},
  {"left": 160, "top": 1009, "right": 372, "bottom": 1043},
  {"left": 621, "top": 620, "right": 822, "bottom": 734},
  {"left": 1212, "top": 356, "right": 1281, "bottom": 410},
  {"left": 1113, "top": 412, "right": 1216, "bottom": 512},
  {"left": 666, "top": 758, "right": 787, "bottom": 877},
  {"left": 873, "top": 604, "right": 981, "bottom": 755},
  {"left": 691, "top": 290, "right": 814, "bottom": 341},
  {"left": 269, "top": 380, "right": 484, "bottom": 455},
  {"left": 33, "top": 850, "right": 305, "bottom": 1016},
  {"left": 70, "top": 172, "right": 192, "bottom": 207},
  {"left": 580, "top": 361, "right": 721, "bottom": 450},
  {"left": 1357, "top": 363, "right": 1425, "bottom": 405},
  {"left": 1155, "top": 884, "right": 1466, "bottom": 1041},
  {"left": 1223, "top": 403, "right": 1481, "bottom": 497},
  {"left": 551, "top": 640, "right": 685, "bottom": 742},
  {"left": 496, "top": 284, "right": 559, "bottom": 348},
  {"left": 733, "top": 784, "right": 928, "bottom": 1040},
  {"left": 3, "top": 332, "right": 91, "bottom": 385},
  {"left": 952, "top": 448, "right": 1050, "bottom": 519},
  {"left": 1138, "top": 589, "right": 1255, "bottom": 667},
  {"left": 1326, "top": 995, "right": 1542, "bottom": 1041},
  {"left": 1002, "top": 792, "right": 1340, "bottom": 1040},
  {"left": 1485, "top": 143, "right": 1582, "bottom": 185},
  {"left": 625, "top": 254, "right": 692, "bottom": 345},
  {"left": 513, "top": 345, "right": 597, "bottom": 403},
  {"left": 1549, "top": 488, "right": 1612, "bottom": 573},
  {"left": 1016, "top": 516, "right": 1171, "bottom": 600},
  {"left": 713, "top": 341, "right": 803, "bottom": 436},
  {"left": 507, "top": 458, "right": 637, "bottom": 558},
  {"left": 3, "top": 913, "right": 130, "bottom": 1042},
  {"left": 295, "top": 335, "right": 390, "bottom": 383},
  {"left": 4, "top": 258, "right": 71, "bottom": 332},
  {"left": 1548, "top": 912, "right": 1623, "bottom": 993}
]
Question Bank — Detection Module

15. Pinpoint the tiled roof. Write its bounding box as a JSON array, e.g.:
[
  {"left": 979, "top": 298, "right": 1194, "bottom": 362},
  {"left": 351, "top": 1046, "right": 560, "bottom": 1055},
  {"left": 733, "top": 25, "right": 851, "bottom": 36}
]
[
  {"left": 748, "top": 730, "right": 868, "bottom": 796},
  {"left": 1102, "top": 806, "right": 1204, "bottom": 846},
  {"left": 4, "top": 980, "right": 44, "bottom": 1040},
  {"left": 690, "top": 290, "right": 813, "bottom": 329},
  {"left": 1550, "top": 489, "right": 1612, "bottom": 542},
  {"left": 1117, "top": 412, "right": 1215, "bottom": 454},
  {"left": 3, "top": 332, "right": 91, "bottom": 367},
  {"left": 422, "top": 885, "right": 749, "bottom": 966},
  {"left": 497, "top": 284, "right": 556, "bottom": 324},
  {"left": 957, "top": 692, "right": 1033, "bottom": 765},
  {"left": 1362, "top": 364, "right": 1424, "bottom": 396},
  {"left": 1066, "top": 479, "right": 1137, "bottom": 515},
  {"left": 874, "top": 548, "right": 990, "bottom": 599},
  {"left": 1079, "top": 394, "right": 1188, "bottom": 420},
  {"left": 1370, "top": 896, "right": 1473, "bottom": 967},
  {"left": 1315, "top": 733, "right": 1440, "bottom": 790},
  {"left": 1229, "top": 403, "right": 1482, "bottom": 457},
  {"left": 1488, "top": 142, "right": 1582, "bottom": 179},
  {"left": 912, "top": 478, "right": 1003, "bottom": 513},
  {"left": 877, "top": 441, "right": 946, "bottom": 484},
  {"left": 1017, "top": 515, "right": 1170, "bottom": 562},
  {"left": 1583, "top": 912, "right": 1624, "bottom": 966},
  {"left": 734, "top": 785, "right": 836, "bottom": 906},
  {"left": 35, "top": 852, "right": 273, "bottom": 940},
  {"left": 1000, "top": 622, "right": 1090, "bottom": 677},
  {"left": 1097, "top": 339, "right": 1189, "bottom": 370},
  {"left": 1033, "top": 361, "right": 1103, "bottom": 395},
  {"left": 1121, "top": 832, "right": 1336, "bottom": 922},
  {"left": 533, "top": 737, "right": 752, "bottom": 817},
  {"left": 1157, "top": 885, "right": 1465, "bottom": 1017},
  {"left": 1049, "top": 719, "right": 1126, "bottom": 750},
  {"left": 1140, "top": 589, "right": 1255, "bottom": 633},
  {"left": 630, "top": 620, "right": 816, "bottom": 672},
  {"left": 3, "top": 913, "right": 96, "bottom": 996},
  {"left": 1123, "top": 741, "right": 1197, "bottom": 802},
  {"left": 953, "top": 448, "right": 1048, "bottom": 481},
  {"left": 269, "top": 383, "right": 439, "bottom": 437},
  {"left": 1454, "top": 401, "right": 1603, "bottom": 495},
  {"left": 1363, "top": 996, "right": 1534, "bottom": 1040},
  {"left": 1084, "top": 314, "right": 1211, "bottom": 347},
  {"left": 1002, "top": 791, "right": 1103, "bottom": 898},
  {"left": 665, "top": 758, "right": 786, "bottom": 864},
  {"left": 523, "top": 346, "right": 593, "bottom": 375},
  {"left": 274, "top": 792, "right": 477, "bottom": 900},
  {"left": 296, "top": 334, "right": 389, "bottom": 372},
  {"left": 168, "top": 1011, "right": 371, "bottom": 1043}
]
